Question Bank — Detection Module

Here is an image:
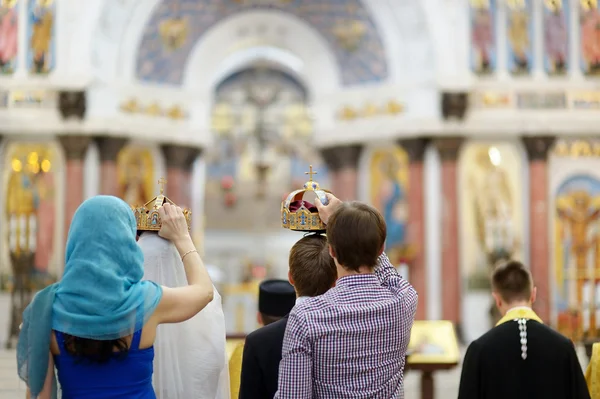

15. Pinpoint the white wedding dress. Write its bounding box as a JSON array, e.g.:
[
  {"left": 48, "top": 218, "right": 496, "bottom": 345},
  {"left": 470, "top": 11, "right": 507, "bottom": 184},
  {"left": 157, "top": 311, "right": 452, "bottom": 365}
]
[{"left": 139, "top": 233, "right": 230, "bottom": 399}]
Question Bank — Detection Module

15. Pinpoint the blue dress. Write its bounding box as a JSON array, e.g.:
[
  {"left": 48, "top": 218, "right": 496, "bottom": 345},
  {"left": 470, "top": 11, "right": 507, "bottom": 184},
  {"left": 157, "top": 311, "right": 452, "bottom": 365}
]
[{"left": 54, "top": 330, "right": 156, "bottom": 399}]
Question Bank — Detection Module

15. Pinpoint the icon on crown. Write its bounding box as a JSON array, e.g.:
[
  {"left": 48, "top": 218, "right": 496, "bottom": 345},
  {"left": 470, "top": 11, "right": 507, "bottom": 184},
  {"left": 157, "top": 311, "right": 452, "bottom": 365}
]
[
  {"left": 131, "top": 177, "right": 192, "bottom": 232},
  {"left": 281, "top": 165, "right": 331, "bottom": 232}
]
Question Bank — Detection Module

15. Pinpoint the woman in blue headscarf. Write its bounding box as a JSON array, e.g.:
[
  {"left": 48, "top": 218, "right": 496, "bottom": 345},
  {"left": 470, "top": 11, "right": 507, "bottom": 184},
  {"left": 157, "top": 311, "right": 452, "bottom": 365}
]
[{"left": 17, "top": 196, "right": 214, "bottom": 399}]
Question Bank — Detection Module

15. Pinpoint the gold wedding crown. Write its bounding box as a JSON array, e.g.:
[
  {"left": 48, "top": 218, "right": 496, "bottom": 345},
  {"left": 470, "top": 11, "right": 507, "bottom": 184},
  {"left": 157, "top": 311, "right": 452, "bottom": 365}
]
[
  {"left": 131, "top": 178, "right": 192, "bottom": 232},
  {"left": 281, "top": 165, "right": 331, "bottom": 232}
]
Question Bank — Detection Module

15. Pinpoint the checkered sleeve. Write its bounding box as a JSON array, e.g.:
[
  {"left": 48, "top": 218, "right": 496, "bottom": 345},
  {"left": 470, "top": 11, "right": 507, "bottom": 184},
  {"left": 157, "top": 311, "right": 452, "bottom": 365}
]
[
  {"left": 274, "top": 309, "right": 313, "bottom": 399},
  {"left": 375, "top": 253, "right": 418, "bottom": 309}
]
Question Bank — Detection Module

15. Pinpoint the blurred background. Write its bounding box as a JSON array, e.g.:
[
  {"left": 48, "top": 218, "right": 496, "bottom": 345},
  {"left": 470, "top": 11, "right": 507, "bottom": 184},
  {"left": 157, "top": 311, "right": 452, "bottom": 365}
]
[{"left": 0, "top": 0, "right": 600, "bottom": 397}]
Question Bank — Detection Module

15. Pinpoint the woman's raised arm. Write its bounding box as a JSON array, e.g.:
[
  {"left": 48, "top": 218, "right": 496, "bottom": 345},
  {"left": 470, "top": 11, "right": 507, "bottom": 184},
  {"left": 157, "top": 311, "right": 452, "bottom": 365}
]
[{"left": 152, "top": 203, "right": 214, "bottom": 324}]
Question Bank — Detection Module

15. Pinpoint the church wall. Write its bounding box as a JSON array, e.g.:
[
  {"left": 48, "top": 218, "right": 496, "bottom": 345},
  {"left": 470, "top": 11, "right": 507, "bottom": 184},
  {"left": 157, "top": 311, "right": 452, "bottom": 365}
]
[{"left": 84, "top": 142, "right": 99, "bottom": 200}]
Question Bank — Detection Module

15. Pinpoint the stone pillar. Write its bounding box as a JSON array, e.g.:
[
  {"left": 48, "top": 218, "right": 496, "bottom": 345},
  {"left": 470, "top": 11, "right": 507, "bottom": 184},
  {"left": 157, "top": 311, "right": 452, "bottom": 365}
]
[
  {"left": 320, "top": 145, "right": 363, "bottom": 201},
  {"left": 399, "top": 138, "right": 429, "bottom": 320},
  {"left": 59, "top": 136, "right": 90, "bottom": 238},
  {"left": 161, "top": 144, "right": 201, "bottom": 207},
  {"left": 95, "top": 136, "right": 127, "bottom": 196},
  {"left": 433, "top": 137, "right": 464, "bottom": 328},
  {"left": 522, "top": 136, "right": 555, "bottom": 322}
]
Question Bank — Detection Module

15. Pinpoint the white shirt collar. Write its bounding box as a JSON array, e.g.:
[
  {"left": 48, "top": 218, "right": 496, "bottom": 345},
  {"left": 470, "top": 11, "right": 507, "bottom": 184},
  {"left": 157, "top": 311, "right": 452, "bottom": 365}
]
[{"left": 296, "top": 296, "right": 308, "bottom": 305}]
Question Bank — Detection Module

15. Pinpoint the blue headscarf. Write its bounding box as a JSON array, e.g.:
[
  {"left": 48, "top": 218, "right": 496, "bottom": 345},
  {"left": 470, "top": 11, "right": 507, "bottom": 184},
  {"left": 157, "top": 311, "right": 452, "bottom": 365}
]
[{"left": 17, "top": 196, "right": 163, "bottom": 398}]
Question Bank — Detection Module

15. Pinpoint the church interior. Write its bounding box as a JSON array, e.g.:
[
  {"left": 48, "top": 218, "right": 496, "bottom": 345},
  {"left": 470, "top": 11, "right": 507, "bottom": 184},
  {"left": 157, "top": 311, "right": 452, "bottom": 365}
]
[{"left": 1, "top": 0, "right": 600, "bottom": 397}]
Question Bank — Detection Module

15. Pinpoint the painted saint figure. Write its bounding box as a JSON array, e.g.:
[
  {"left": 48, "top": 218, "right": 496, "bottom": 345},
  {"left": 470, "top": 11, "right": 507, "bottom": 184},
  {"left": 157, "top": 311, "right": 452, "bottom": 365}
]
[
  {"left": 471, "top": 7, "right": 494, "bottom": 74},
  {"left": 557, "top": 191, "right": 600, "bottom": 272},
  {"left": 544, "top": 0, "right": 568, "bottom": 74},
  {"left": 29, "top": 0, "right": 53, "bottom": 74},
  {"left": 581, "top": 4, "right": 600, "bottom": 75},
  {"left": 508, "top": 10, "right": 531, "bottom": 74},
  {"left": 0, "top": 0, "right": 18, "bottom": 74},
  {"left": 377, "top": 155, "right": 407, "bottom": 256}
]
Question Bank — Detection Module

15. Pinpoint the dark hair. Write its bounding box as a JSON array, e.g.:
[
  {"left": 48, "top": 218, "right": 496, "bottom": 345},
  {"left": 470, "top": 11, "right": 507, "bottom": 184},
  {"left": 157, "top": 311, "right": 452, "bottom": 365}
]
[
  {"left": 259, "top": 313, "right": 283, "bottom": 326},
  {"left": 491, "top": 260, "right": 532, "bottom": 303},
  {"left": 62, "top": 334, "right": 129, "bottom": 363},
  {"left": 326, "top": 202, "right": 386, "bottom": 272},
  {"left": 289, "top": 234, "right": 337, "bottom": 297}
]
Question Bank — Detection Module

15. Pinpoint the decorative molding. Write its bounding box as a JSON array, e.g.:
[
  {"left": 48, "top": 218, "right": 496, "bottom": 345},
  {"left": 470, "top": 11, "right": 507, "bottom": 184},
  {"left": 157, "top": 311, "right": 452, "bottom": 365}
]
[
  {"left": 0, "top": 89, "right": 58, "bottom": 109},
  {"left": 95, "top": 136, "right": 128, "bottom": 162},
  {"left": 320, "top": 144, "right": 363, "bottom": 172},
  {"left": 161, "top": 144, "right": 201, "bottom": 171},
  {"left": 521, "top": 136, "right": 555, "bottom": 161},
  {"left": 337, "top": 100, "right": 404, "bottom": 121},
  {"left": 120, "top": 98, "right": 188, "bottom": 120},
  {"left": 552, "top": 139, "right": 600, "bottom": 158},
  {"left": 441, "top": 92, "right": 468, "bottom": 120},
  {"left": 58, "top": 136, "right": 91, "bottom": 161},
  {"left": 399, "top": 138, "right": 430, "bottom": 163},
  {"left": 433, "top": 137, "right": 464, "bottom": 162},
  {"left": 58, "top": 91, "right": 86, "bottom": 120}
]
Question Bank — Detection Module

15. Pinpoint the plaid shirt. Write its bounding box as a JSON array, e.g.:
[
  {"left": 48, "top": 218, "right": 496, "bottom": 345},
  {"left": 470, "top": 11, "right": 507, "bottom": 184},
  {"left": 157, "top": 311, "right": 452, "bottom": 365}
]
[{"left": 275, "top": 253, "right": 418, "bottom": 399}]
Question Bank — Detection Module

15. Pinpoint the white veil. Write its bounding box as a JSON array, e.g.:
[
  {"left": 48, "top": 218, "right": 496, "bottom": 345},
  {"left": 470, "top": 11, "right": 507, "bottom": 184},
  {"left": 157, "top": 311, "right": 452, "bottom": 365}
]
[{"left": 139, "top": 233, "right": 230, "bottom": 399}]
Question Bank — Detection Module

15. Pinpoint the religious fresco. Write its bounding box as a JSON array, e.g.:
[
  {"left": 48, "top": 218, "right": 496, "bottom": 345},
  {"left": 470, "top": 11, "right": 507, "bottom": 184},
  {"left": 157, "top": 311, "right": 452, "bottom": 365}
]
[
  {"left": 469, "top": 0, "right": 496, "bottom": 75},
  {"left": 368, "top": 146, "right": 410, "bottom": 265},
  {"left": 27, "top": 0, "right": 54, "bottom": 74},
  {"left": 506, "top": 0, "right": 533, "bottom": 75},
  {"left": 581, "top": 0, "right": 600, "bottom": 76},
  {"left": 554, "top": 174, "right": 600, "bottom": 341},
  {"left": 0, "top": 0, "right": 18, "bottom": 75},
  {"left": 207, "top": 67, "right": 317, "bottom": 231},
  {"left": 2, "top": 143, "right": 57, "bottom": 347},
  {"left": 544, "top": 0, "right": 569, "bottom": 75},
  {"left": 460, "top": 144, "right": 522, "bottom": 302},
  {"left": 116, "top": 146, "right": 155, "bottom": 206},
  {"left": 136, "top": 0, "right": 387, "bottom": 86}
]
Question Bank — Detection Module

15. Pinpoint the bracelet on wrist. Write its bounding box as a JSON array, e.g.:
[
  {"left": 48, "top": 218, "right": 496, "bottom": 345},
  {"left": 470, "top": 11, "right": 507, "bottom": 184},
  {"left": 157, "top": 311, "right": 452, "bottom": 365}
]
[{"left": 181, "top": 249, "right": 198, "bottom": 261}]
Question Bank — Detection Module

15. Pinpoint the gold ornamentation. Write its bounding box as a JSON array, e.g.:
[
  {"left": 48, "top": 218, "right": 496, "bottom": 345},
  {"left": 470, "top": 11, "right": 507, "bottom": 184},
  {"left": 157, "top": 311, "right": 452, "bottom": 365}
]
[
  {"left": 332, "top": 20, "right": 366, "bottom": 52},
  {"left": 1, "top": 0, "right": 18, "bottom": 8},
  {"left": 159, "top": 17, "right": 188, "bottom": 51},
  {"left": 120, "top": 98, "right": 188, "bottom": 119},
  {"left": 339, "top": 106, "right": 358, "bottom": 120},
  {"left": 131, "top": 178, "right": 192, "bottom": 232},
  {"left": 145, "top": 102, "right": 162, "bottom": 117},
  {"left": 120, "top": 98, "right": 139, "bottom": 113},
  {"left": 553, "top": 139, "right": 600, "bottom": 157},
  {"left": 470, "top": 0, "right": 490, "bottom": 8},
  {"left": 166, "top": 105, "right": 185, "bottom": 120},
  {"left": 386, "top": 100, "right": 404, "bottom": 115},
  {"left": 281, "top": 165, "right": 331, "bottom": 232},
  {"left": 581, "top": 0, "right": 598, "bottom": 10},
  {"left": 362, "top": 103, "right": 378, "bottom": 117},
  {"left": 507, "top": 0, "right": 526, "bottom": 9},
  {"left": 544, "top": 0, "right": 562, "bottom": 10}
]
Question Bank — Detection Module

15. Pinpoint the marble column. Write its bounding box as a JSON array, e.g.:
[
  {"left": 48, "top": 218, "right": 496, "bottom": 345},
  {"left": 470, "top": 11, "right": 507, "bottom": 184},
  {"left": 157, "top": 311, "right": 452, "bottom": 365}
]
[
  {"left": 522, "top": 136, "right": 555, "bottom": 322},
  {"left": 433, "top": 137, "right": 464, "bottom": 328},
  {"left": 161, "top": 144, "right": 201, "bottom": 207},
  {"left": 320, "top": 145, "right": 363, "bottom": 201},
  {"left": 59, "top": 136, "right": 90, "bottom": 239},
  {"left": 399, "top": 138, "right": 429, "bottom": 320},
  {"left": 95, "top": 136, "right": 127, "bottom": 197}
]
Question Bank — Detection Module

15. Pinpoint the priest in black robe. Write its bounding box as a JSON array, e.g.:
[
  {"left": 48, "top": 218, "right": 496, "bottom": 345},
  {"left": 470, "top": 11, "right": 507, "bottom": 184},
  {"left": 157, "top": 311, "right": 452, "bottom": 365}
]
[{"left": 458, "top": 260, "right": 590, "bottom": 399}]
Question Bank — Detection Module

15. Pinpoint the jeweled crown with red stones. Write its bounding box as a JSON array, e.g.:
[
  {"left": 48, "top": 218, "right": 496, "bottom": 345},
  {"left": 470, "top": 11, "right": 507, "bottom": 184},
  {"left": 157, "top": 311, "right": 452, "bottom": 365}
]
[{"left": 281, "top": 165, "right": 331, "bottom": 232}]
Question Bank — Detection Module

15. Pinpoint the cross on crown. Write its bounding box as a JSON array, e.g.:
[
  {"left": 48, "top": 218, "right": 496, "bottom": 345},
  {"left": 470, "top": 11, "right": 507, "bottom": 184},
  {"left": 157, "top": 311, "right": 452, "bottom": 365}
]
[
  {"left": 158, "top": 177, "right": 167, "bottom": 194},
  {"left": 305, "top": 165, "right": 317, "bottom": 181}
]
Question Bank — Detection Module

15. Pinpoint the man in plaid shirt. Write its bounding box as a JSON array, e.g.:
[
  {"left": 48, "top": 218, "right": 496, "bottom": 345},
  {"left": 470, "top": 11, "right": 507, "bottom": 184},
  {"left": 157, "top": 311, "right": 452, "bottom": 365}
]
[{"left": 275, "top": 195, "right": 418, "bottom": 399}]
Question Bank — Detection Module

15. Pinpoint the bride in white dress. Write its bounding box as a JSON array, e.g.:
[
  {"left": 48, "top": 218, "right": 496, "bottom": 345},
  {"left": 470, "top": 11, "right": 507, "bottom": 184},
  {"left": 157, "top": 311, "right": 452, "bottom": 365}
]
[{"left": 138, "top": 232, "right": 230, "bottom": 399}]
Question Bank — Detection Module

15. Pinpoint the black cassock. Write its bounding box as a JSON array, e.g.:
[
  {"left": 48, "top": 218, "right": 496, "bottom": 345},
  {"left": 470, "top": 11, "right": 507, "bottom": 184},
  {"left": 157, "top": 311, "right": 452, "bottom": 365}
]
[
  {"left": 239, "top": 315, "right": 288, "bottom": 399},
  {"left": 458, "top": 320, "right": 590, "bottom": 399}
]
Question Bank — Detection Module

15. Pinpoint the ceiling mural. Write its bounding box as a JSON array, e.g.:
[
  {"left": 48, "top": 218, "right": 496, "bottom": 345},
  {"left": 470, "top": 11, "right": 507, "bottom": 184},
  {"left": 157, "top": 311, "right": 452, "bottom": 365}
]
[{"left": 135, "top": 0, "right": 388, "bottom": 86}]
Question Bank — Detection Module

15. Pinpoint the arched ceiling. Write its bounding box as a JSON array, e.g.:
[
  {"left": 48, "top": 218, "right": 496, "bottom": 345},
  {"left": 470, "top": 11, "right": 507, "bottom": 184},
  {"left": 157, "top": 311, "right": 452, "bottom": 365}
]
[{"left": 135, "top": 0, "right": 388, "bottom": 87}]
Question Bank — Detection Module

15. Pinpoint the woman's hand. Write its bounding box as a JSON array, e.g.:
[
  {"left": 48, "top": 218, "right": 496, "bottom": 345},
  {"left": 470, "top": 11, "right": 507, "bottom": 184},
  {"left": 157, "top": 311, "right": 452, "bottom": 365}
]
[{"left": 158, "top": 203, "right": 190, "bottom": 244}]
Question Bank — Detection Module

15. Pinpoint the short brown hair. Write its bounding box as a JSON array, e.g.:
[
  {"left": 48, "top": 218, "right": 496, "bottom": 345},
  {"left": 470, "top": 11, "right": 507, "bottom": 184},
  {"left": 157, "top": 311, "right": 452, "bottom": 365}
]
[
  {"left": 289, "top": 234, "right": 337, "bottom": 297},
  {"left": 491, "top": 260, "right": 533, "bottom": 303},
  {"left": 326, "top": 202, "right": 386, "bottom": 272}
]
